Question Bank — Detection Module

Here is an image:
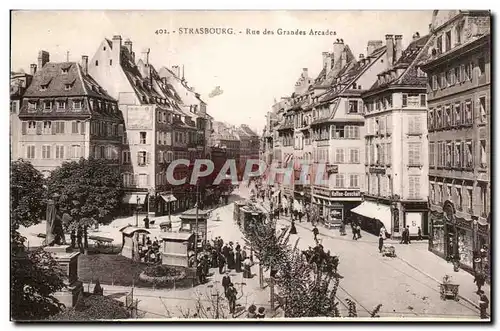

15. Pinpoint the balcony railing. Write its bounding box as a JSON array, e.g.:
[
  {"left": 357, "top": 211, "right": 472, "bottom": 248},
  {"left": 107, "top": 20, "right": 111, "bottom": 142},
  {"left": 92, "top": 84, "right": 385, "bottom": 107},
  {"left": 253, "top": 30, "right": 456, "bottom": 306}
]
[{"left": 317, "top": 140, "right": 330, "bottom": 147}]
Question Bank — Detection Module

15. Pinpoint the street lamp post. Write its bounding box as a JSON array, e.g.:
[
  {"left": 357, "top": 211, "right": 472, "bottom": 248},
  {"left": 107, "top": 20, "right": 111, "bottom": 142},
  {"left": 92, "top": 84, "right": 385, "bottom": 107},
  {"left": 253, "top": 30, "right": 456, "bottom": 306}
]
[
  {"left": 193, "top": 183, "right": 200, "bottom": 283},
  {"left": 135, "top": 195, "right": 140, "bottom": 227}
]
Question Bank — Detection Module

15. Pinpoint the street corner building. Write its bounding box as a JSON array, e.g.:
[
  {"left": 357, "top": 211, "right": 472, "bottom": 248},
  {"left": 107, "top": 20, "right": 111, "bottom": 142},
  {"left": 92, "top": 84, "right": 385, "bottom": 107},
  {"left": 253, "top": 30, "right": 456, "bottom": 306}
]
[
  {"left": 15, "top": 50, "right": 123, "bottom": 177},
  {"left": 88, "top": 36, "right": 212, "bottom": 217},
  {"left": 418, "top": 11, "right": 491, "bottom": 277}
]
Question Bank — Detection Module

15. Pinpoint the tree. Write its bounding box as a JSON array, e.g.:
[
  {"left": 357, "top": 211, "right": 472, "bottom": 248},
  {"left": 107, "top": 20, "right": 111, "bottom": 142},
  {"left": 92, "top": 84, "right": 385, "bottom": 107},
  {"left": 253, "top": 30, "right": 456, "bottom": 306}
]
[
  {"left": 46, "top": 158, "right": 123, "bottom": 252},
  {"left": 11, "top": 229, "right": 65, "bottom": 320},
  {"left": 11, "top": 160, "right": 47, "bottom": 227}
]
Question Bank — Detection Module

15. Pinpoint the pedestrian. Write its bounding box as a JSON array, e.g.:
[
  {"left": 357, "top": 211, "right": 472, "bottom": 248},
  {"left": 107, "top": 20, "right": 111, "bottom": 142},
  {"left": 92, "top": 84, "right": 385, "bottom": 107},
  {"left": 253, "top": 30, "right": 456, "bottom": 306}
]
[
  {"left": 228, "top": 247, "right": 235, "bottom": 270},
  {"left": 241, "top": 249, "right": 247, "bottom": 261},
  {"left": 417, "top": 227, "right": 422, "bottom": 241},
  {"left": 235, "top": 250, "right": 242, "bottom": 273},
  {"left": 227, "top": 283, "right": 238, "bottom": 315},
  {"left": 222, "top": 271, "right": 231, "bottom": 296},
  {"left": 290, "top": 219, "right": 297, "bottom": 235},
  {"left": 352, "top": 223, "right": 358, "bottom": 241},
  {"left": 298, "top": 210, "right": 303, "bottom": 223},
  {"left": 243, "top": 257, "right": 252, "bottom": 278},
  {"left": 222, "top": 243, "right": 230, "bottom": 260},
  {"left": 143, "top": 216, "right": 150, "bottom": 229},
  {"left": 235, "top": 242, "right": 241, "bottom": 252},
  {"left": 378, "top": 234, "right": 384, "bottom": 253},
  {"left": 211, "top": 249, "right": 218, "bottom": 268},
  {"left": 197, "top": 260, "right": 205, "bottom": 284},
  {"left": 256, "top": 307, "right": 266, "bottom": 318},
  {"left": 478, "top": 290, "right": 489, "bottom": 319},
  {"left": 76, "top": 226, "right": 83, "bottom": 252},
  {"left": 218, "top": 253, "right": 226, "bottom": 274},
  {"left": 400, "top": 228, "right": 406, "bottom": 244},
  {"left": 474, "top": 272, "right": 486, "bottom": 294},
  {"left": 406, "top": 226, "right": 411, "bottom": 244},
  {"left": 379, "top": 226, "right": 386, "bottom": 239},
  {"left": 312, "top": 225, "right": 319, "bottom": 242},
  {"left": 356, "top": 224, "right": 362, "bottom": 239}
]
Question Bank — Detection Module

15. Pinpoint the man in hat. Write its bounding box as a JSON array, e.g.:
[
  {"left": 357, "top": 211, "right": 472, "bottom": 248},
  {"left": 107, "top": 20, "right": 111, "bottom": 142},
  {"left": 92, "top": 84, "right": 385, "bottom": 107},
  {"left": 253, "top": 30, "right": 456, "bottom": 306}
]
[
  {"left": 226, "top": 283, "right": 238, "bottom": 315},
  {"left": 218, "top": 252, "right": 226, "bottom": 274},
  {"left": 478, "top": 290, "right": 489, "bottom": 319},
  {"left": 222, "top": 271, "right": 232, "bottom": 296}
]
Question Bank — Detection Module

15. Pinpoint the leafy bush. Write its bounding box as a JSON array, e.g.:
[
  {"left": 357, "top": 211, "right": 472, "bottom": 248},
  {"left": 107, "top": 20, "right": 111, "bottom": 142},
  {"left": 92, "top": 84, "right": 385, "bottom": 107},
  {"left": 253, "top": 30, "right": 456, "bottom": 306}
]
[
  {"left": 48, "top": 294, "right": 129, "bottom": 321},
  {"left": 139, "top": 265, "right": 187, "bottom": 285}
]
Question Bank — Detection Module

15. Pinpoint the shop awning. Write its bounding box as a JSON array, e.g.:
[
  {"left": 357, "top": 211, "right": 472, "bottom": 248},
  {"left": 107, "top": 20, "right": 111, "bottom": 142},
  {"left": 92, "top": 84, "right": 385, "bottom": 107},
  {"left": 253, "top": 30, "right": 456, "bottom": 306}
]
[
  {"left": 122, "top": 193, "right": 147, "bottom": 204},
  {"left": 160, "top": 194, "right": 177, "bottom": 203},
  {"left": 351, "top": 201, "right": 392, "bottom": 233}
]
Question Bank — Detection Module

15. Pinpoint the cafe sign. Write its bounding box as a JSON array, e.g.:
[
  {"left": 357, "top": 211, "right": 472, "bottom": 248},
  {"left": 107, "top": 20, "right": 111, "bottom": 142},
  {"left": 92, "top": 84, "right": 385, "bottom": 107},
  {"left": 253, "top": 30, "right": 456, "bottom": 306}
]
[
  {"left": 314, "top": 188, "right": 361, "bottom": 198},
  {"left": 369, "top": 167, "right": 386, "bottom": 174}
]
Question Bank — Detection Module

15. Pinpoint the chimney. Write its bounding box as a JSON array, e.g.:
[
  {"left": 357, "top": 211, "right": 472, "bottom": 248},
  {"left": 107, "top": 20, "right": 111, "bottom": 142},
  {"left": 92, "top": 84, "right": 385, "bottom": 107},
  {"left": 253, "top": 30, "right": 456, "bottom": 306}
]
[
  {"left": 172, "top": 65, "right": 180, "bottom": 78},
  {"left": 394, "top": 35, "right": 403, "bottom": 63},
  {"left": 141, "top": 48, "right": 150, "bottom": 65},
  {"left": 385, "top": 34, "right": 394, "bottom": 65},
  {"left": 340, "top": 50, "right": 347, "bottom": 69},
  {"left": 302, "top": 68, "right": 308, "bottom": 78},
  {"left": 332, "top": 39, "right": 344, "bottom": 66},
  {"left": 30, "top": 64, "right": 37, "bottom": 75},
  {"left": 81, "top": 55, "right": 88, "bottom": 75},
  {"left": 112, "top": 35, "right": 122, "bottom": 65},
  {"left": 366, "top": 40, "right": 383, "bottom": 56},
  {"left": 359, "top": 54, "right": 364, "bottom": 60},
  {"left": 37, "top": 50, "right": 49, "bottom": 69},
  {"left": 412, "top": 32, "right": 421, "bottom": 41},
  {"left": 124, "top": 39, "right": 133, "bottom": 53}
]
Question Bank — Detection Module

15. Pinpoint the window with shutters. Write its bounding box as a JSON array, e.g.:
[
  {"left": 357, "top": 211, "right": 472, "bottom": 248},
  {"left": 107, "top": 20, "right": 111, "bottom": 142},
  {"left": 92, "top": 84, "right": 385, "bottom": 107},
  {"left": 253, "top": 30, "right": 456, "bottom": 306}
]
[
  {"left": 55, "top": 145, "right": 65, "bottom": 159},
  {"left": 157, "top": 132, "right": 161, "bottom": 144},
  {"left": 379, "top": 117, "right": 385, "bottom": 135},
  {"left": 449, "top": 68, "right": 456, "bottom": 86},
  {"left": 158, "top": 151, "right": 164, "bottom": 164},
  {"left": 465, "top": 140, "right": 473, "bottom": 169},
  {"left": 72, "top": 121, "right": 80, "bottom": 134},
  {"left": 386, "top": 143, "right": 392, "bottom": 165},
  {"left": 105, "top": 146, "right": 113, "bottom": 159},
  {"left": 42, "top": 145, "right": 51, "bottom": 159},
  {"left": 122, "top": 150, "right": 130, "bottom": 164},
  {"left": 479, "top": 96, "right": 487, "bottom": 123},
  {"left": 455, "top": 66, "right": 461, "bottom": 83},
  {"left": 466, "top": 187, "right": 473, "bottom": 213},
  {"left": 428, "top": 110, "right": 434, "bottom": 130},
  {"left": 480, "top": 185, "right": 488, "bottom": 217},
  {"left": 55, "top": 121, "right": 65, "bottom": 134},
  {"left": 348, "top": 100, "right": 358, "bottom": 113},
  {"left": 57, "top": 100, "right": 66, "bottom": 110},
  {"left": 335, "top": 148, "right": 344, "bottom": 163},
  {"left": 444, "top": 106, "right": 451, "bottom": 128},
  {"left": 73, "top": 100, "right": 82, "bottom": 110},
  {"left": 122, "top": 173, "right": 133, "bottom": 187},
  {"left": 432, "top": 75, "right": 438, "bottom": 90},
  {"left": 445, "top": 142, "right": 452, "bottom": 168},
  {"left": 98, "top": 146, "right": 105, "bottom": 159},
  {"left": 429, "top": 143, "right": 435, "bottom": 167},
  {"left": 436, "top": 108, "right": 442, "bottom": 128},
  {"left": 464, "top": 100, "right": 473, "bottom": 125},
  {"left": 430, "top": 183, "right": 435, "bottom": 203},
  {"left": 26, "top": 121, "right": 37, "bottom": 134},
  {"left": 138, "top": 151, "right": 147, "bottom": 166},
  {"left": 43, "top": 121, "right": 52, "bottom": 134},
  {"left": 166, "top": 151, "right": 173, "bottom": 163},
  {"left": 453, "top": 103, "right": 462, "bottom": 127},
  {"left": 43, "top": 101, "right": 53, "bottom": 111},
  {"left": 478, "top": 57, "right": 485, "bottom": 76},
  {"left": 380, "top": 143, "right": 385, "bottom": 164},
  {"left": 349, "top": 174, "right": 359, "bottom": 188},
  {"left": 28, "top": 101, "right": 38, "bottom": 111},
  {"left": 70, "top": 145, "right": 80, "bottom": 159},
  {"left": 335, "top": 174, "right": 344, "bottom": 188},
  {"left": 408, "top": 116, "right": 422, "bottom": 135},
  {"left": 479, "top": 140, "right": 487, "bottom": 168},
  {"left": 454, "top": 141, "right": 461, "bottom": 168},
  {"left": 455, "top": 186, "right": 463, "bottom": 211},
  {"left": 349, "top": 148, "right": 359, "bottom": 163},
  {"left": 466, "top": 62, "right": 473, "bottom": 81},
  {"left": 408, "top": 142, "right": 421, "bottom": 167},
  {"left": 26, "top": 145, "right": 36, "bottom": 159},
  {"left": 436, "top": 184, "right": 442, "bottom": 204},
  {"left": 402, "top": 94, "right": 408, "bottom": 107},
  {"left": 440, "top": 72, "right": 446, "bottom": 89},
  {"left": 408, "top": 176, "right": 421, "bottom": 199},
  {"left": 333, "top": 126, "right": 344, "bottom": 139},
  {"left": 138, "top": 174, "right": 149, "bottom": 187}
]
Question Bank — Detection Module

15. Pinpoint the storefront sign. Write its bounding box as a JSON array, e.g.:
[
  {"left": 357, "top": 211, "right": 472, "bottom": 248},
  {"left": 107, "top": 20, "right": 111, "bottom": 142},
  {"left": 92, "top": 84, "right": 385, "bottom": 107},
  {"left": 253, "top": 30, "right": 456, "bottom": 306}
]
[
  {"left": 369, "top": 167, "right": 386, "bottom": 174},
  {"left": 327, "top": 165, "right": 338, "bottom": 174},
  {"left": 314, "top": 188, "right": 361, "bottom": 198}
]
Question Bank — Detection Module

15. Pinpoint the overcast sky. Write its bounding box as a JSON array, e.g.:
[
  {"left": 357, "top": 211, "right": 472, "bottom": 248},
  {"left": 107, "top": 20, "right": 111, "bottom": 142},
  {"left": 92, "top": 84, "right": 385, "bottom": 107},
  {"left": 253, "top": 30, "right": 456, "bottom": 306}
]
[{"left": 11, "top": 10, "right": 431, "bottom": 133}]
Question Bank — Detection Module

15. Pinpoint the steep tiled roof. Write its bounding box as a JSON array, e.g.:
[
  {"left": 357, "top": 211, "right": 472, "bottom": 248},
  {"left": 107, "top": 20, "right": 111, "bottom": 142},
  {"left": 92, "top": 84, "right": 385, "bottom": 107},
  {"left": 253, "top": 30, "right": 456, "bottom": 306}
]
[
  {"left": 367, "top": 34, "right": 432, "bottom": 93},
  {"left": 23, "top": 62, "right": 114, "bottom": 100}
]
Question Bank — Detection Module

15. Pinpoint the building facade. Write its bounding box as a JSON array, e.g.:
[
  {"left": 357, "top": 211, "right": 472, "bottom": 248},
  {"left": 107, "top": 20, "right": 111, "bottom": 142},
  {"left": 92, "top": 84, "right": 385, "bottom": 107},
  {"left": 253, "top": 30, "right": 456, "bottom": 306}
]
[
  {"left": 10, "top": 70, "right": 33, "bottom": 160},
  {"left": 358, "top": 33, "right": 432, "bottom": 238},
  {"left": 419, "top": 10, "right": 491, "bottom": 275},
  {"left": 17, "top": 51, "right": 122, "bottom": 178},
  {"left": 89, "top": 36, "right": 190, "bottom": 216}
]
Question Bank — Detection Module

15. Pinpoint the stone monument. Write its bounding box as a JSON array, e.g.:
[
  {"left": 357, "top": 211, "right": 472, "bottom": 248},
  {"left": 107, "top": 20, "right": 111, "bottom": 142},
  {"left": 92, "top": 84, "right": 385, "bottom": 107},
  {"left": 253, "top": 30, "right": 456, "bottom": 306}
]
[{"left": 43, "top": 197, "right": 83, "bottom": 308}]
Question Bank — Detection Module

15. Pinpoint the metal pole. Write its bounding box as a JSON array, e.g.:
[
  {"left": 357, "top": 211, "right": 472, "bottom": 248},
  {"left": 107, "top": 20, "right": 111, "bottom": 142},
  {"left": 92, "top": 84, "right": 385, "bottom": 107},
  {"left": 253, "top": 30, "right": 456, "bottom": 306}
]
[
  {"left": 169, "top": 189, "right": 173, "bottom": 222},
  {"left": 194, "top": 184, "right": 199, "bottom": 282}
]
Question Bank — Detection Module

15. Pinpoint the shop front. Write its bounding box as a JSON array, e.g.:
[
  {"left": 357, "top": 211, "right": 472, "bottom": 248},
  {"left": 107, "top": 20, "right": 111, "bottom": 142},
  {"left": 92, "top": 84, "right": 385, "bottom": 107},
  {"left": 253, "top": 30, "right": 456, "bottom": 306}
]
[
  {"left": 312, "top": 187, "right": 362, "bottom": 228},
  {"left": 121, "top": 192, "right": 148, "bottom": 216},
  {"left": 351, "top": 200, "right": 392, "bottom": 236},
  {"left": 429, "top": 201, "right": 480, "bottom": 274}
]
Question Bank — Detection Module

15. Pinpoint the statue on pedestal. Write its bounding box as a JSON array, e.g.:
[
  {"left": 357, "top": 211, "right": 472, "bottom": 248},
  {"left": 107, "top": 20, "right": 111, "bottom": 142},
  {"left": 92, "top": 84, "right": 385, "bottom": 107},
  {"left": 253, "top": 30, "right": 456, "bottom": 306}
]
[{"left": 44, "top": 199, "right": 67, "bottom": 246}]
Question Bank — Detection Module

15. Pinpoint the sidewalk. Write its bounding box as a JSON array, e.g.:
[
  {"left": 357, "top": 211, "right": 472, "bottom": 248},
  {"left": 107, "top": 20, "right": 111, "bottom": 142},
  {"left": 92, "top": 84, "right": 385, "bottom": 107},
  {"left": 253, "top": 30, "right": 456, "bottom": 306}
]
[{"left": 271, "top": 209, "right": 490, "bottom": 318}]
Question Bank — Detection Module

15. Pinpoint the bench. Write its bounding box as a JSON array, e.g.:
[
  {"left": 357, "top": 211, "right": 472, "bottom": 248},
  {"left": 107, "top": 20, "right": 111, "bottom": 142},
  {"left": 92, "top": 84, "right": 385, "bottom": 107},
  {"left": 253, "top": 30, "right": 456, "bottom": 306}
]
[{"left": 88, "top": 235, "right": 114, "bottom": 248}]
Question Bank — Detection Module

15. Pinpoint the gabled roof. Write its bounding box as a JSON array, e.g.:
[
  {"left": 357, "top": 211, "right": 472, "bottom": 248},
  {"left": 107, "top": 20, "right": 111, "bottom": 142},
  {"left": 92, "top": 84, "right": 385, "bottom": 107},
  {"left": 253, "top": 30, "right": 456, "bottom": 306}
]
[{"left": 366, "top": 34, "right": 432, "bottom": 94}]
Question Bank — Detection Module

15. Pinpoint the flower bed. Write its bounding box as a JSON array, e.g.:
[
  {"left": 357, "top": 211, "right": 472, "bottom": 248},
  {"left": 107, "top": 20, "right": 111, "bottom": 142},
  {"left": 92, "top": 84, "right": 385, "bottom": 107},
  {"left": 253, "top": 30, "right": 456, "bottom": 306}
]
[
  {"left": 138, "top": 265, "right": 187, "bottom": 285},
  {"left": 48, "top": 294, "right": 129, "bottom": 321}
]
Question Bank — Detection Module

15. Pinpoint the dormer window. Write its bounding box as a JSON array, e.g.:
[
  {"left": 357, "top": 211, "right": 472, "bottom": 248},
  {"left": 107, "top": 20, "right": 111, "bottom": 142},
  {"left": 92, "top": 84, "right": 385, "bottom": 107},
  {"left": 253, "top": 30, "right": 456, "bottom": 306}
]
[
  {"left": 73, "top": 100, "right": 82, "bottom": 110},
  {"left": 62, "top": 68, "right": 69, "bottom": 74},
  {"left": 28, "top": 100, "right": 37, "bottom": 111},
  {"left": 40, "top": 84, "right": 48, "bottom": 91},
  {"left": 57, "top": 100, "right": 67, "bottom": 110},
  {"left": 43, "top": 100, "right": 53, "bottom": 111},
  {"left": 65, "top": 83, "right": 72, "bottom": 90}
]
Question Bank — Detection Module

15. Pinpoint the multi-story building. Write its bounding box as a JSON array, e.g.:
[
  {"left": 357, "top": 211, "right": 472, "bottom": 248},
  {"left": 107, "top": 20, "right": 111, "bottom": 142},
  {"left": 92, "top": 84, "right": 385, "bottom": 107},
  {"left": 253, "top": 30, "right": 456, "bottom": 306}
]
[
  {"left": 305, "top": 39, "right": 388, "bottom": 226},
  {"left": 210, "top": 121, "right": 241, "bottom": 169},
  {"left": 17, "top": 51, "right": 123, "bottom": 178},
  {"left": 89, "top": 36, "right": 190, "bottom": 216},
  {"left": 419, "top": 10, "right": 491, "bottom": 274},
  {"left": 10, "top": 70, "right": 33, "bottom": 160},
  {"left": 358, "top": 33, "right": 433, "bottom": 238},
  {"left": 237, "top": 124, "right": 260, "bottom": 174}
]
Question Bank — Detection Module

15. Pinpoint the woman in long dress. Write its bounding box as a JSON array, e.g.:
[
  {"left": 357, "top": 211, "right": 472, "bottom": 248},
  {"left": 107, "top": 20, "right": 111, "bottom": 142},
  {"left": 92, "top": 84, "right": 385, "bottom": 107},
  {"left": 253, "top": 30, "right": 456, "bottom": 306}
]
[{"left": 290, "top": 220, "right": 297, "bottom": 235}]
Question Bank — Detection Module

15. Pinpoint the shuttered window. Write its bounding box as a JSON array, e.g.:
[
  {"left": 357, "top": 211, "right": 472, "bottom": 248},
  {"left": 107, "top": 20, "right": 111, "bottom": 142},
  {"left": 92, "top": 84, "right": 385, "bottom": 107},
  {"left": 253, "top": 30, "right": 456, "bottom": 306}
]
[{"left": 408, "top": 176, "right": 421, "bottom": 199}]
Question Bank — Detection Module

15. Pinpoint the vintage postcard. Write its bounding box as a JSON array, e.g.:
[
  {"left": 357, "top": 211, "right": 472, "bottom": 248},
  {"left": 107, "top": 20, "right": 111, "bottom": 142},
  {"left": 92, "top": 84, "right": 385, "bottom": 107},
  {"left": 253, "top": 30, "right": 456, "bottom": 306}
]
[{"left": 10, "top": 10, "right": 491, "bottom": 322}]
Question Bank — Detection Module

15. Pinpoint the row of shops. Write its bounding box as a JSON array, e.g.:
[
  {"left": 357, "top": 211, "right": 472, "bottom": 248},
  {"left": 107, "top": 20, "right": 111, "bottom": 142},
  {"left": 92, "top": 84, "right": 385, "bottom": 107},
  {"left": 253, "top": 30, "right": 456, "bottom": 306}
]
[{"left": 429, "top": 201, "right": 490, "bottom": 279}]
